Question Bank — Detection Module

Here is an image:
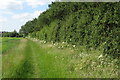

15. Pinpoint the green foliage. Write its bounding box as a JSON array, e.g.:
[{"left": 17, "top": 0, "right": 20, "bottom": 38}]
[
  {"left": 20, "top": 2, "right": 120, "bottom": 58},
  {"left": 19, "top": 18, "right": 38, "bottom": 37},
  {"left": 1, "top": 30, "right": 22, "bottom": 37}
]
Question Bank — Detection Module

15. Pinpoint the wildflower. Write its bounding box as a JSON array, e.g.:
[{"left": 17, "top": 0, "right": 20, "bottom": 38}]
[
  {"left": 62, "top": 42, "right": 65, "bottom": 44},
  {"left": 98, "top": 54, "right": 103, "bottom": 59},
  {"left": 79, "top": 54, "right": 82, "bottom": 57},
  {"left": 67, "top": 44, "right": 69, "bottom": 47},
  {"left": 73, "top": 45, "right": 76, "bottom": 48},
  {"left": 79, "top": 67, "right": 82, "bottom": 70},
  {"left": 61, "top": 46, "right": 64, "bottom": 49},
  {"left": 43, "top": 41, "right": 46, "bottom": 44},
  {"left": 90, "top": 48, "right": 93, "bottom": 50}
]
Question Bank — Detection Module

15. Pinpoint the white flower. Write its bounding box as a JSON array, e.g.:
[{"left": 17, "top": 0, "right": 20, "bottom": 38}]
[
  {"left": 58, "top": 46, "right": 60, "bottom": 49},
  {"left": 43, "top": 41, "right": 46, "bottom": 43},
  {"left": 61, "top": 46, "right": 64, "bottom": 48},
  {"left": 73, "top": 45, "right": 76, "bottom": 48},
  {"left": 98, "top": 54, "right": 103, "bottom": 59},
  {"left": 67, "top": 45, "right": 69, "bottom": 47}
]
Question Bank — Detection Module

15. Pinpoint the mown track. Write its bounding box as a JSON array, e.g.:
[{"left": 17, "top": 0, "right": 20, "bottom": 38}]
[{"left": 2, "top": 39, "right": 66, "bottom": 78}]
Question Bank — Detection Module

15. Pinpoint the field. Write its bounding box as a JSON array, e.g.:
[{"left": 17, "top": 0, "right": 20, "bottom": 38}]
[
  {"left": 1, "top": 37, "right": 21, "bottom": 54},
  {"left": 1, "top": 37, "right": 119, "bottom": 78}
]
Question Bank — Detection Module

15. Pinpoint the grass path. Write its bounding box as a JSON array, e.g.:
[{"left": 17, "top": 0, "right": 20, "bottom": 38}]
[
  {"left": 2, "top": 39, "right": 66, "bottom": 78},
  {"left": 2, "top": 38, "right": 119, "bottom": 78}
]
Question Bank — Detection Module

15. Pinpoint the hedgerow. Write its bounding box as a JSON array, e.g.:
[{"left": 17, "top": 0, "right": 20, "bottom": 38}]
[{"left": 21, "top": 2, "right": 120, "bottom": 58}]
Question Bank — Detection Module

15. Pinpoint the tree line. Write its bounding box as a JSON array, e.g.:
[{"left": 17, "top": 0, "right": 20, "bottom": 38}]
[
  {"left": 19, "top": 2, "right": 120, "bottom": 58},
  {"left": 1, "top": 30, "right": 22, "bottom": 37}
]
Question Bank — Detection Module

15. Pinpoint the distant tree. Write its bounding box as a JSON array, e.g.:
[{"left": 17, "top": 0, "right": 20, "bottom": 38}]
[{"left": 1, "top": 30, "right": 22, "bottom": 37}]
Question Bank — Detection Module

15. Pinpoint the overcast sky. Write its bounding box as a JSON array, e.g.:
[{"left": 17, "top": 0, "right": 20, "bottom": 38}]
[{"left": 0, "top": 0, "right": 55, "bottom": 32}]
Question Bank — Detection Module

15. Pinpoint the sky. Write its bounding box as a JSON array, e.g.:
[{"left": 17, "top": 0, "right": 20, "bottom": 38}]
[{"left": 0, "top": 0, "right": 55, "bottom": 32}]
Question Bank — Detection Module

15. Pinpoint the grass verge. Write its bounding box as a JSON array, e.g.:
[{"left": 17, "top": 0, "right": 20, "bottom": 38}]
[{"left": 2, "top": 38, "right": 119, "bottom": 78}]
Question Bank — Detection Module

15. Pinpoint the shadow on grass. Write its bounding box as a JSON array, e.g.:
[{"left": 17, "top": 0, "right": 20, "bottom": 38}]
[
  {"left": 12, "top": 40, "right": 34, "bottom": 78},
  {"left": 12, "top": 58, "right": 34, "bottom": 78}
]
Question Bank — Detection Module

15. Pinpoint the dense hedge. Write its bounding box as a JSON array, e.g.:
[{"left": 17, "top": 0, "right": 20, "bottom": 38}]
[{"left": 24, "top": 2, "right": 120, "bottom": 58}]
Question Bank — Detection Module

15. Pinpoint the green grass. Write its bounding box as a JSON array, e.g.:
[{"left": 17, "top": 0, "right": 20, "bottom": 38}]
[
  {"left": 2, "top": 38, "right": 119, "bottom": 78},
  {"left": 31, "top": 39, "right": 119, "bottom": 78},
  {"left": 0, "top": 37, "right": 22, "bottom": 79},
  {"left": 1, "top": 37, "right": 21, "bottom": 54}
]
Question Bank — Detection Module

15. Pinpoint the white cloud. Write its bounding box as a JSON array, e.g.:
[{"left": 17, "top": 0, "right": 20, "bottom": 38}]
[
  {"left": 0, "top": 10, "right": 43, "bottom": 31},
  {"left": 0, "top": 0, "right": 54, "bottom": 32},
  {"left": 0, "top": 11, "right": 14, "bottom": 15},
  {"left": 12, "top": 10, "right": 43, "bottom": 22},
  {"left": 25, "top": 0, "right": 46, "bottom": 8},
  {"left": 0, "top": 0, "right": 23, "bottom": 10},
  {"left": 25, "top": 0, "right": 55, "bottom": 8},
  {"left": 0, "top": 16, "right": 7, "bottom": 23},
  {"left": 0, "top": 0, "right": 55, "bottom": 10}
]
